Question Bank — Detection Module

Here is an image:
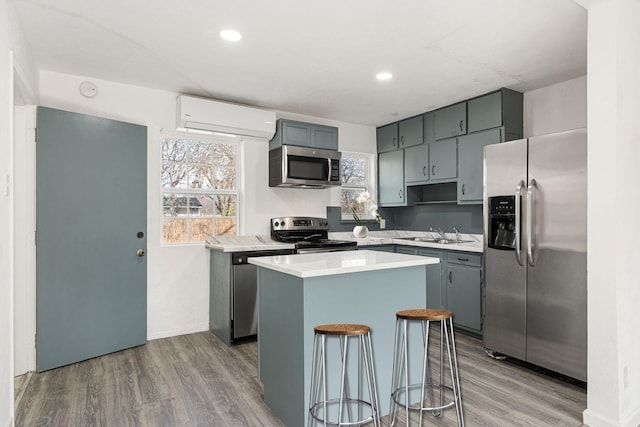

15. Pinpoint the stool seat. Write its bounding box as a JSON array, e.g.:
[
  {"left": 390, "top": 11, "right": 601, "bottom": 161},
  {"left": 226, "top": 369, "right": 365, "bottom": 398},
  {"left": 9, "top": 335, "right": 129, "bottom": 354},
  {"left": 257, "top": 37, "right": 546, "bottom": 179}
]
[
  {"left": 396, "top": 308, "right": 453, "bottom": 321},
  {"left": 314, "top": 323, "right": 371, "bottom": 335}
]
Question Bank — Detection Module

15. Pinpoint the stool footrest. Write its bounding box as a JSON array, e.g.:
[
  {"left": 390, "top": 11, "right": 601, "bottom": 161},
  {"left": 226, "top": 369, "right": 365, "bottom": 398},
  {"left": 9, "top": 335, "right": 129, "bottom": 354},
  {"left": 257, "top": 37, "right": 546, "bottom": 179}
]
[
  {"left": 391, "top": 383, "right": 457, "bottom": 413},
  {"left": 309, "top": 398, "right": 376, "bottom": 426}
]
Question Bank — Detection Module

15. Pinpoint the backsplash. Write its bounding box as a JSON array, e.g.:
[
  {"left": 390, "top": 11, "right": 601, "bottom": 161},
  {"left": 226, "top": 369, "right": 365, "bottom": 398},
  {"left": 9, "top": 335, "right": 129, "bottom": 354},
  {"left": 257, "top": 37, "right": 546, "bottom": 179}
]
[{"left": 327, "top": 204, "right": 482, "bottom": 234}]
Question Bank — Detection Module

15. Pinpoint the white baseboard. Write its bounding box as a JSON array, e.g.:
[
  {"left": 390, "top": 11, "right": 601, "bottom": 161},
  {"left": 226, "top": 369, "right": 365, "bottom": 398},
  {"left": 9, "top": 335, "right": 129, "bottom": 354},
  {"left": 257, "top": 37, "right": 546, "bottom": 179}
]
[
  {"left": 147, "top": 323, "right": 209, "bottom": 341},
  {"left": 583, "top": 408, "right": 618, "bottom": 427},
  {"left": 622, "top": 405, "right": 640, "bottom": 427},
  {"left": 5, "top": 415, "right": 14, "bottom": 427}
]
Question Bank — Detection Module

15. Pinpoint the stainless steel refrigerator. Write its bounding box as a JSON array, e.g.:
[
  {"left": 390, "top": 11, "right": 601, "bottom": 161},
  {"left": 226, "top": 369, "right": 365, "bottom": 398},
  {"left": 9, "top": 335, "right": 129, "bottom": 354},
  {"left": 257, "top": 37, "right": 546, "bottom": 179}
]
[{"left": 483, "top": 128, "right": 587, "bottom": 381}]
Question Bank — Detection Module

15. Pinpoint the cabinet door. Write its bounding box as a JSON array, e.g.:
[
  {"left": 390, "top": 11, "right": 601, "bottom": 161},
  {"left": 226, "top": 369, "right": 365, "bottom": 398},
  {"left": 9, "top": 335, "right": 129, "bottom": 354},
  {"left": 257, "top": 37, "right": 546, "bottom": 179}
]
[
  {"left": 467, "top": 91, "right": 503, "bottom": 133},
  {"left": 446, "top": 264, "right": 482, "bottom": 332},
  {"left": 398, "top": 116, "right": 423, "bottom": 148},
  {"left": 428, "top": 138, "right": 457, "bottom": 181},
  {"left": 423, "top": 111, "right": 436, "bottom": 144},
  {"left": 418, "top": 248, "right": 444, "bottom": 309},
  {"left": 435, "top": 102, "right": 467, "bottom": 140},
  {"left": 365, "top": 245, "right": 396, "bottom": 253},
  {"left": 404, "top": 143, "right": 429, "bottom": 184},
  {"left": 395, "top": 245, "right": 417, "bottom": 255},
  {"left": 458, "top": 128, "right": 503, "bottom": 203},
  {"left": 312, "top": 125, "right": 339, "bottom": 150},
  {"left": 377, "top": 123, "right": 399, "bottom": 153},
  {"left": 378, "top": 150, "right": 405, "bottom": 206},
  {"left": 281, "top": 120, "right": 311, "bottom": 146}
]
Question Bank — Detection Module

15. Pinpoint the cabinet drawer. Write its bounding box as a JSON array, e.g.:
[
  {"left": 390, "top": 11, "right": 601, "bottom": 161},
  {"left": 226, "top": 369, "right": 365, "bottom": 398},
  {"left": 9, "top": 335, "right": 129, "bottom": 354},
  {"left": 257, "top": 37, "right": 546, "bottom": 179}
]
[
  {"left": 396, "top": 245, "right": 418, "bottom": 255},
  {"left": 446, "top": 251, "right": 482, "bottom": 267}
]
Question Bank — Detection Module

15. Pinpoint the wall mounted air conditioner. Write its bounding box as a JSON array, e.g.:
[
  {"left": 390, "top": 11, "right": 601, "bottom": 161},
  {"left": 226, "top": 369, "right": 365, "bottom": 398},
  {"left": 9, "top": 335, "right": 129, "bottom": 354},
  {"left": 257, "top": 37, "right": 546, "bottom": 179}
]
[{"left": 176, "top": 95, "right": 276, "bottom": 139}]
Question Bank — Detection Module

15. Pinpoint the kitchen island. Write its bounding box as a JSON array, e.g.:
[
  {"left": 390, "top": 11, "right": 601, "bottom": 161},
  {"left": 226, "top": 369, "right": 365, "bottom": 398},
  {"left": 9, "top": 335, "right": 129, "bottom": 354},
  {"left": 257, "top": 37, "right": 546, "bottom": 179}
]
[{"left": 249, "top": 250, "right": 439, "bottom": 427}]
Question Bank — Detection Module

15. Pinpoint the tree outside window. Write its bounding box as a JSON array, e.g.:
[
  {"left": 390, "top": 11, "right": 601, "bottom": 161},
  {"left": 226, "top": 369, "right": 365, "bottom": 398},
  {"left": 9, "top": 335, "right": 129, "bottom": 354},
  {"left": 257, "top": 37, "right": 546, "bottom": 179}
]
[
  {"left": 341, "top": 152, "right": 376, "bottom": 220},
  {"left": 161, "top": 132, "right": 238, "bottom": 244}
]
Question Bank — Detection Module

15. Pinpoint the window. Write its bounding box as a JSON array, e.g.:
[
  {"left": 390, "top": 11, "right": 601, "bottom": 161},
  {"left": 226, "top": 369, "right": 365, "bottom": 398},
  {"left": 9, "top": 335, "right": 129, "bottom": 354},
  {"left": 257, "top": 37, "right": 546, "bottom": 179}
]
[
  {"left": 161, "top": 131, "right": 238, "bottom": 244},
  {"left": 340, "top": 151, "right": 376, "bottom": 221}
]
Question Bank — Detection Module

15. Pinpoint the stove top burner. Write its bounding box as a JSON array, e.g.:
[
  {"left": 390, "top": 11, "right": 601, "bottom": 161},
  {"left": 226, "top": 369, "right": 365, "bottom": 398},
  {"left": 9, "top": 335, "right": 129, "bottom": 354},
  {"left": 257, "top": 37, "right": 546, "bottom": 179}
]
[{"left": 270, "top": 216, "right": 357, "bottom": 252}]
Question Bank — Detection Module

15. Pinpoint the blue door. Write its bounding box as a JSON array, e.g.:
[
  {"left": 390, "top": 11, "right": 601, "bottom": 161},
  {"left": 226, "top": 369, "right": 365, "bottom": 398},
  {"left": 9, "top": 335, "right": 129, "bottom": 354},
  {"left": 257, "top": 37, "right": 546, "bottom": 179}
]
[{"left": 36, "top": 107, "right": 147, "bottom": 371}]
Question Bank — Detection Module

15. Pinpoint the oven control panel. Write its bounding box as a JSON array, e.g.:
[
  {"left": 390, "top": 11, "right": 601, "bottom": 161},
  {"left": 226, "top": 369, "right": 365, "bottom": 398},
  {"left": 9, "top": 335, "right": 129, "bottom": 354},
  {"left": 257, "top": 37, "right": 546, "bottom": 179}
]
[{"left": 271, "top": 217, "right": 329, "bottom": 231}]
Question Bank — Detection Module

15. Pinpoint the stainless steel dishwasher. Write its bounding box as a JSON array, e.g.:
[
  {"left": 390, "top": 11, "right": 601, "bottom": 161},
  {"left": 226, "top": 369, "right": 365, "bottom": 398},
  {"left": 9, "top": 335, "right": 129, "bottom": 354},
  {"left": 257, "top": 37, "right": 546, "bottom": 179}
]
[{"left": 231, "top": 249, "right": 294, "bottom": 342}]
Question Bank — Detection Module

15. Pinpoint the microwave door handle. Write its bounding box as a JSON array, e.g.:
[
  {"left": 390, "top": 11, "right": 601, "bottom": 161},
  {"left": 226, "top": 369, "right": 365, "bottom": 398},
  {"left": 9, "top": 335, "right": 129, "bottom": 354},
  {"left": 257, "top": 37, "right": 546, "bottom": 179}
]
[
  {"left": 526, "top": 179, "right": 536, "bottom": 267},
  {"left": 515, "top": 181, "right": 524, "bottom": 266}
]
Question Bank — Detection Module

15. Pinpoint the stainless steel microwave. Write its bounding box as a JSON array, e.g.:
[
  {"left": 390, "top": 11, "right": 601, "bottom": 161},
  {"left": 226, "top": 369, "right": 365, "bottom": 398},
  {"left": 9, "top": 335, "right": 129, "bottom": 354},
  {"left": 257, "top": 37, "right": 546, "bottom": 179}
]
[{"left": 269, "top": 145, "right": 341, "bottom": 188}]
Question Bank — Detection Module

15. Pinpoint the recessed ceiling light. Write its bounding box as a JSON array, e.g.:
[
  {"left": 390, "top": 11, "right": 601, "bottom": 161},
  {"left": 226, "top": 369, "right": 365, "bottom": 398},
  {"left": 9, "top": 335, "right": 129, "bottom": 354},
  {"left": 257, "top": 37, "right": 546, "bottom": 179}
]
[
  {"left": 376, "top": 72, "right": 393, "bottom": 81},
  {"left": 220, "top": 29, "right": 242, "bottom": 42}
]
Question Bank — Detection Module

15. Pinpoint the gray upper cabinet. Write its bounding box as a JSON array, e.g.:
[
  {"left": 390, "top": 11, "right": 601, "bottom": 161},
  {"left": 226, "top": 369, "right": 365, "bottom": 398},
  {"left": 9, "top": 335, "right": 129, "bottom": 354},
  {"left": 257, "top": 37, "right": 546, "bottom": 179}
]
[
  {"left": 377, "top": 116, "right": 423, "bottom": 153},
  {"left": 457, "top": 128, "right": 503, "bottom": 203},
  {"left": 435, "top": 102, "right": 467, "bottom": 140},
  {"left": 376, "top": 123, "right": 399, "bottom": 153},
  {"left": 428, "top": 137, "right": 457, "bottom": 181},
  {"left": 378, "top": 150, "right": 405, "bottom": 206},
  {"left": 398, "top": 116, "right": 423, "bottom": 149},
  {"left": 404, "top": 143, "right": 429, "bottom": 184},
  {"left": 269, "top": 119, "right": 338, "bottom": 150},
  {"left": 467, "top": 88, "right": 523, "bottom": 139}
]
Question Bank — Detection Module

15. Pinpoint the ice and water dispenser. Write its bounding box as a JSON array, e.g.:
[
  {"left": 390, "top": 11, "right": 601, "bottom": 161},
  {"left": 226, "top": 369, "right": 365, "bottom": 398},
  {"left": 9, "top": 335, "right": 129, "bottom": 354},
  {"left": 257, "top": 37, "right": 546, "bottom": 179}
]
[{"left": 488, "top": 196, "right": 517, "bottom": 250}]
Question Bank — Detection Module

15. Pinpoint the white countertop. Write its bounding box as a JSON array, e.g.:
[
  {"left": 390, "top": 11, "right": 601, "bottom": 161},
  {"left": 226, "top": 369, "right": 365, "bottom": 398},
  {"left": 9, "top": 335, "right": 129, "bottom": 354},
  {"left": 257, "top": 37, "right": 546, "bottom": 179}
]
[
  {"left": 205, "top": 235, "right": 295, "bottom": 252},
  {"left": 248, "top": 249, "right": 439, "bottom": 278},
  {"left": 329, "top": 230, "right": 484, "bottom": 253},
  {"left": 206, "top": 230, "right": 483, "bottom": 254}
]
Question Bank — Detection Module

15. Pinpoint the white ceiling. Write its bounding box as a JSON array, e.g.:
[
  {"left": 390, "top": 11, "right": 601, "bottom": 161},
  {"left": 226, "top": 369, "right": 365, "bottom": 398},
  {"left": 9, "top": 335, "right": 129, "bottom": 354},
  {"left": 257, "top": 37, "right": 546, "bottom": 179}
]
[{"left": 11, "top": 0, "right": 587, "bottom": 127}]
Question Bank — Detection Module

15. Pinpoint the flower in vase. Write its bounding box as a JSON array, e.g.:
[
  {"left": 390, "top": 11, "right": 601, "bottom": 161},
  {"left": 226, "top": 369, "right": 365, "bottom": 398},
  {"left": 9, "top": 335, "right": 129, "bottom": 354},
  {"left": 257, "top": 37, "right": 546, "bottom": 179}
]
[{"left": 352, "top": 191, "right": 382, "bottom": 225}]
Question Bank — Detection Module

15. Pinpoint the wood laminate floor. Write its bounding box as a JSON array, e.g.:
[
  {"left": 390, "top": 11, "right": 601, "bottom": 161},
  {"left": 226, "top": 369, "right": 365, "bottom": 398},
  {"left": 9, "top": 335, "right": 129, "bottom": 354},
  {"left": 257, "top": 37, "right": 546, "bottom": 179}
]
[{"left": 16, "top": 330, "right": 586, "bottom": 426}]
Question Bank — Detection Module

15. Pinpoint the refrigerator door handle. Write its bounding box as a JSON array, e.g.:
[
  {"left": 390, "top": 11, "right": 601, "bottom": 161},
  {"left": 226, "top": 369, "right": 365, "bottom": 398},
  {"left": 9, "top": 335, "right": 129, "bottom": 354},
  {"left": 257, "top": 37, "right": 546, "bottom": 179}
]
[
  {"left": 515, "top": 181, "right": 524, "bottom": 266},
  {"left": 526, "top": 179, "right": 536, "bottom": 267}
]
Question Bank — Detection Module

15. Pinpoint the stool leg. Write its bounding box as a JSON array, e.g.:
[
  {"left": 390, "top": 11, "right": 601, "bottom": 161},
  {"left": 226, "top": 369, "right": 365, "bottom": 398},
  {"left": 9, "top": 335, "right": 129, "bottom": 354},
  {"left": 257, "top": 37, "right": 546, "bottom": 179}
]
[
  {"left": 338, "top": 335, "right": 349, "bottom": 425},
  {"left": 389, "top": 318, "right": 402, "bottom": 427},
  {"left": 308, "top": 333, "right": 319, "bottom": 427},
  {"left": 402, "top": 318, "right": 410, "bottom": 427},
  {"left": 444, "top": 319, "right": 464, "bottom": 427},
  {"left": 418, "top": 319, "right": 432, "bottom": 427},
  {"left": 322, "top": 334, "right": 328, "bottom": 427},
  {"left": 362, "top": 332, "right": 380, "bottom": 427}
]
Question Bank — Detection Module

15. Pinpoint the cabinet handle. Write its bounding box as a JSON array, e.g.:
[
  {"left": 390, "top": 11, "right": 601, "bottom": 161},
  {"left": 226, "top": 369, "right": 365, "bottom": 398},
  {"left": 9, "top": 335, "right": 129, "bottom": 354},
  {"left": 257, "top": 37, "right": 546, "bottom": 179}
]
[
  {"left": 423, "top": 166, "right": 427, "bottom": 176},
  {"left": 398, "top": 189, "right": 403, "bottom": 199},
  {"left": 400, "top": 135, "right": 404, "bottom": 146},
  {"left": 449, "top": 271, "right": 453, "bottom": 283},
  {"left": 459, "top": 120, "right": 464, "bottom": 132},
  {"left": 461, "top": 183, "right": 465, "bottom": 195},
  {"left": 457, "top": 257, "right": 469, "bottom": 262},
  {"left": 431, "top": 165, "right": 435, "bottom": 176},
  {"left": 393, "top": 137, "right": 397, "bottom": 148}
]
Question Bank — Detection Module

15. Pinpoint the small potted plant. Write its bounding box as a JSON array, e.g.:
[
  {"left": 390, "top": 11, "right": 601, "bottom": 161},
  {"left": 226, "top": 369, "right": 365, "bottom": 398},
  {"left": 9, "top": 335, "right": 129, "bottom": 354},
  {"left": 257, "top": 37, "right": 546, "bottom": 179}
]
[{"left": 351, "top": 191, "right": 382, "bottom": 238}]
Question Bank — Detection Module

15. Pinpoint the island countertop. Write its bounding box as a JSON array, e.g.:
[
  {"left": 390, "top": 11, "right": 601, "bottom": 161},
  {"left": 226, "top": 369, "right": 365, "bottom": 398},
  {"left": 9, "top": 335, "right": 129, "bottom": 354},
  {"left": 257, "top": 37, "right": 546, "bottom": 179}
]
[{"left": 248, "top": 249, "right": 439, "bottom": 278}]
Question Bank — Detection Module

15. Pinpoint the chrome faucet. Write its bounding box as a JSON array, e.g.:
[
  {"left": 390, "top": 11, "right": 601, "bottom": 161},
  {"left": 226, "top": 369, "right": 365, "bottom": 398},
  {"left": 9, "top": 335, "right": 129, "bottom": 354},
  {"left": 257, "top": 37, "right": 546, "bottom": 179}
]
[
  {"left": 453, "top": 227, "right": 461, "bottom": 242},
  {"left": 430, "top": 226, "right": 445, "bottom": 240}
]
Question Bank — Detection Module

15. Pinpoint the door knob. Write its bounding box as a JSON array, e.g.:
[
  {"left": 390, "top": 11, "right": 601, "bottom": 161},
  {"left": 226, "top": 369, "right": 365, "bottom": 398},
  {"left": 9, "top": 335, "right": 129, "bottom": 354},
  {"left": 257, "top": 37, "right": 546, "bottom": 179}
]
[{"left": 136, "top": 249, "right": 145, "bottom": 257}]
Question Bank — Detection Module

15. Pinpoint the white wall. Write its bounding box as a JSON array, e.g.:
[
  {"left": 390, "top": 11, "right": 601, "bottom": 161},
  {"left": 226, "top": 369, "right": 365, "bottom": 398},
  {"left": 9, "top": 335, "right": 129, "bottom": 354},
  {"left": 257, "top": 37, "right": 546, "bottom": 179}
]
[
  {"left": 36, "top": 71, "right": 377, "bottom": 347},
  {"left": 523, "top": 75, "right": 587, "bottom": 137},
  {"left": 581, "top": 0, "right": 640, "bottom": 426}
]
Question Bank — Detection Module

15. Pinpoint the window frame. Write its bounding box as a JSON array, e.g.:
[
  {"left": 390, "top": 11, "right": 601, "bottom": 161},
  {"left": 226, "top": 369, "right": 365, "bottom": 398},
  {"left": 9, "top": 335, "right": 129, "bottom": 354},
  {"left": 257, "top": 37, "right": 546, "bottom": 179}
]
[
  {"left": 160, "top": 130, "right": 240, "bottom": 245},
  {"left": 340, "top": 151, "right": 377, "bottom": 222}
]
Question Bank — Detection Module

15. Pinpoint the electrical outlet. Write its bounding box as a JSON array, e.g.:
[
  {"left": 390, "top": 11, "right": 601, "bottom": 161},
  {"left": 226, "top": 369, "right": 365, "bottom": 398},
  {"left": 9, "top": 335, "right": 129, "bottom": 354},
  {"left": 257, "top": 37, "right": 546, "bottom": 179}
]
[{"left": 379, "top": 219, "right": 386, "bottom": 229}]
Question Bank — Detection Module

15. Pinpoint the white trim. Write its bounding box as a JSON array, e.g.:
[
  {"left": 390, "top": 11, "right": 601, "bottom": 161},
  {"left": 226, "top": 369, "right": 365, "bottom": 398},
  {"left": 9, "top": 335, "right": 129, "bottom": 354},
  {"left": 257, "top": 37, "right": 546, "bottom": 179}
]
[
  {"left": 4, "top": 415, "right": 13, "bottom": 427},
  {"left": 146, "top": 323, "right": 209, "bottom": 341},
  {"left": 8, "top": 49, "right": 16, "bottom": 426}
]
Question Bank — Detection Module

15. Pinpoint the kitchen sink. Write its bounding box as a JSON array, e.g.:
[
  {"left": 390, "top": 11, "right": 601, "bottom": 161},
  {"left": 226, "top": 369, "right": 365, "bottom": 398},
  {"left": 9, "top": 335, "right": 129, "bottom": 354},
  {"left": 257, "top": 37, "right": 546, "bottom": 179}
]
[{"left": 395, "top": 237, "right": 474, "bottom": 244}]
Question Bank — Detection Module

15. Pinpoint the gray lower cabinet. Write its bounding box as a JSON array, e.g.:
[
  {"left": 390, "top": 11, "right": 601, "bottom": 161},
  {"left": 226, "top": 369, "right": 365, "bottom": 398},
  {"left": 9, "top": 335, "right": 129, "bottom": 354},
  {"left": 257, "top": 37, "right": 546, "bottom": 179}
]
[
  {"left": 379, "top": 150, "right": 405, "bottom": 206},
  {"left": 396, "top": 246, "right": 445, "bottom": 310},
  {"left": 269, "top": 119, "right": 338, "bottom": 150},
  {"left": 429, "top": 138, "right": 457, "bottom": 181},
  {"left": 435, "top": 102, "right": 467, "bottom": 140},
  {"left": 457, "top": 128, "right": 503, "bottom": 203},
  {"left": 418, "top": 248, "right": 444, "bottom": 309},
  {"left": 445, "top": 251, "right": 483, "bottom": 334}
]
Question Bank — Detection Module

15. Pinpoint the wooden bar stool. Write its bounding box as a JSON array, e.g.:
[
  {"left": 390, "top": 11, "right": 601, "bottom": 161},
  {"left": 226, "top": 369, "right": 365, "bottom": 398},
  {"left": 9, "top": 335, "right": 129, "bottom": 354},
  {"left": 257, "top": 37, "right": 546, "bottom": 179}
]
[
  {"left": 389, "top": 309, "right": 464, "bottom": 427},
  {"left": 307, "top": 324, "right": 381, "bottom": 427}
]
